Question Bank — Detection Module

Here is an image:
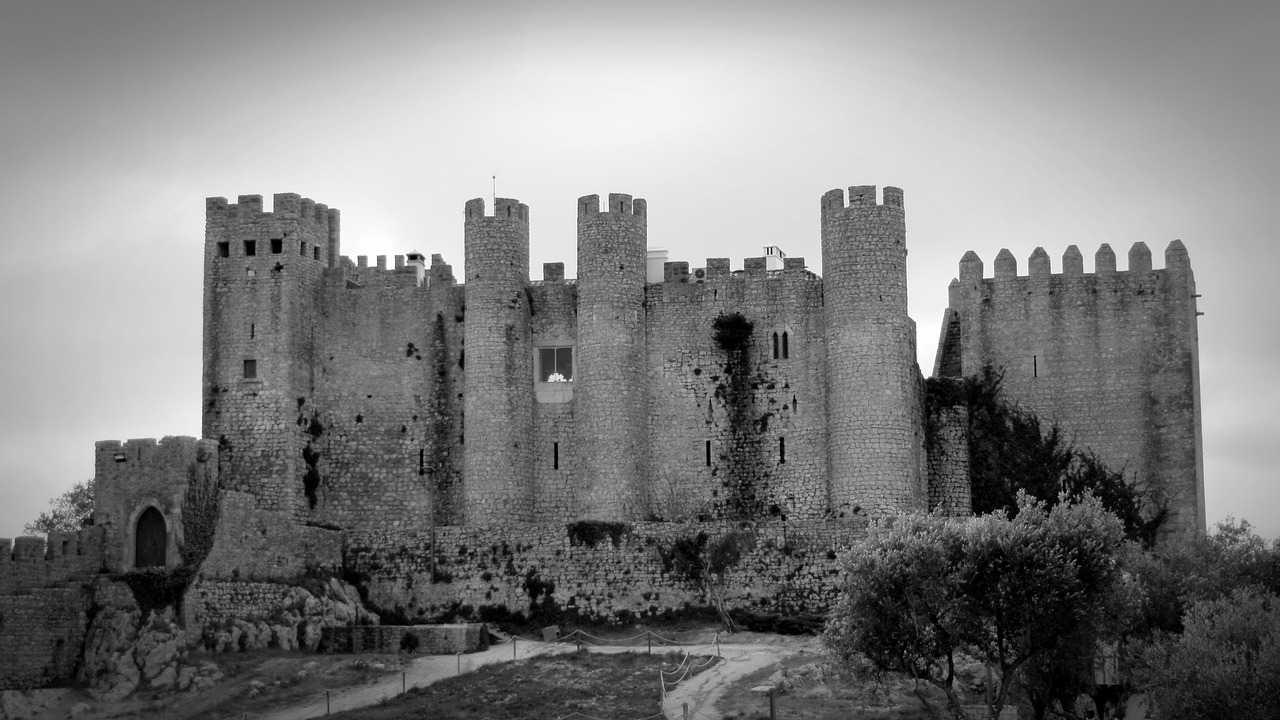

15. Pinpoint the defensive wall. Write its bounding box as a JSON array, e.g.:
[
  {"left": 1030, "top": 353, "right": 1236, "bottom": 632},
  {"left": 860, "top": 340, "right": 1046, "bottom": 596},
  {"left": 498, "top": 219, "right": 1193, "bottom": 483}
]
[{"left": 936, "top": 241, "right": 1204, "bottom": 534}]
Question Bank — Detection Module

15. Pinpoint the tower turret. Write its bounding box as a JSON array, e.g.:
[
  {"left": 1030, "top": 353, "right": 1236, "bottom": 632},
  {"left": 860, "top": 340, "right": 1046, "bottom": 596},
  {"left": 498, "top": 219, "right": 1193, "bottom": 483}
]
[
  {"left": 203, "top": 194, "right": 338, "bottom": 519},
  {"left": 462, "top": 198, "right": 535, "bottom": 523},
  {"left": 575, "top": 193, "right": 649, "bottom": 519},
  {"left": 820, "top": 185, "right": 924, "bottom": 516}
]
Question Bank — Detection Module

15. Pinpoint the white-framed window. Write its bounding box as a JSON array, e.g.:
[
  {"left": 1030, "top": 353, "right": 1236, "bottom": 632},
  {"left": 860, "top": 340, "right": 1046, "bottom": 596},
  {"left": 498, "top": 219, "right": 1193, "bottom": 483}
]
[{"left": 538, "top": 347, "right": 574, "bottom": 383}]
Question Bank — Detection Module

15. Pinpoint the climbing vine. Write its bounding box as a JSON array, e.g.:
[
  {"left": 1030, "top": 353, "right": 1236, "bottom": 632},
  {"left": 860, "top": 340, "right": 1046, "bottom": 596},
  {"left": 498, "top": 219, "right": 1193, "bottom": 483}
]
[{"left": 711, "top": 313, "right": 767, "bottom": 519}]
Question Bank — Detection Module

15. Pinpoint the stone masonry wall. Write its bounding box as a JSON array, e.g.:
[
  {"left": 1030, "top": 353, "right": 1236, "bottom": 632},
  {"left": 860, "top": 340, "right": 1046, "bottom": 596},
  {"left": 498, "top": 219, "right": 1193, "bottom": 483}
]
[
  {"left": 200, "top": 492, "right": 343, "bottom": 581},
  {"left": 345, "top": 520, "right": 868, "bottom": 624},
  {"left": 0, "top": 587, "right": 88, "bottom": 690},
  {"left": 645, "top": 260, "right": 829, "bottom": 521},
  {"left": 945, "top": 241, "right": 1204, "bottom": 534},
  {"left": 0, "top": 529, "right": 105, "bottom": 595}
]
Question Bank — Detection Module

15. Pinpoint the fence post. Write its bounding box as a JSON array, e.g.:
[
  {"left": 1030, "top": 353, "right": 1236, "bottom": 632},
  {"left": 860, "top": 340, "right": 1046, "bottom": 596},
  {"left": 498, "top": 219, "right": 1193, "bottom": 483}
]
[
  {"left": 402, "top": 671, "right": 406, "bottom": 694},
  {"left": 683, "top": 702, "right": 689, "bottom": 720},
  {"left": 648, "top": 630, "right": 652, "bottom": 655},
  {"left": 513, "top": 637, "right": 517, "bottom": 659},
  {"left": 769, "top": 688, "right": 777, "bottom": 720},
  {"left": 457, "top": 652, "right": 462, "bottom": 675},
  {"left": 326, "top": 689, "right": 330, "bottom": 715}
]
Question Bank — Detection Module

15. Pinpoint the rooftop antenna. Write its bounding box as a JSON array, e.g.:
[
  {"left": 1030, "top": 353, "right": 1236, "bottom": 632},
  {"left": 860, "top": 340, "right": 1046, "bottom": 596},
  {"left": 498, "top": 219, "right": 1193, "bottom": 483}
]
[{"left": 492, "top": 174, "right": 497, "bottom": 203}]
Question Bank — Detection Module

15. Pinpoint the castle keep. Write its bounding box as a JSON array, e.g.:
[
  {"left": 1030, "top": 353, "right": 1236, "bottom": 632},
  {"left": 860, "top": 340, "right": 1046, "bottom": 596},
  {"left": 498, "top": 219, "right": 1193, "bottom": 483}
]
[{"left": 0, "top": 184, "right": 1205, "bottom": 690}]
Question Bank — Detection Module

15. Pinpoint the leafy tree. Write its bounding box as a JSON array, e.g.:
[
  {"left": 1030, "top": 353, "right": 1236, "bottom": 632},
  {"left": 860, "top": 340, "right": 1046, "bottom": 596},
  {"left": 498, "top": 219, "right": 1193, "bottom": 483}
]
[
  {"left": 823, "top": 494, "right": 1130, "bottom": 720},
  {"left": 938, "top": 366, "right": 1168, "bottom": 546},
  {"left": 23, "top": 478, "right": 95, "bottom": 535},
  {"left": 1133, "top": 588, "right": 1280, "bottom": 719},
  {"left": 661, "top": 529, "right": 757, "bottom": 632}
]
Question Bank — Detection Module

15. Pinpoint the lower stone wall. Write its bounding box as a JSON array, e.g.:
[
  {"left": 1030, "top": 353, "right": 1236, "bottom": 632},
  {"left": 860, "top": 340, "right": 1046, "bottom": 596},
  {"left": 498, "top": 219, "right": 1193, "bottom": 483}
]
[
  {"left": 0, "top": 588, "right": 89, "bottom": 690},
  {"left": 200, "top": 492, "right": 344, "bottom": 581},
  {"left": 345, "top": 519, "right": 867, "bottom": 624},
  {"left": 319, "top": 623, "right": 489, "bottom": 655}
]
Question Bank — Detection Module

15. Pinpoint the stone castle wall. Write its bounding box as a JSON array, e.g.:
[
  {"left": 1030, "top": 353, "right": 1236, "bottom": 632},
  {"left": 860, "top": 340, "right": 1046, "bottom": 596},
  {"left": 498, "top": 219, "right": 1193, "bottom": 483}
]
[
  {"left": 0, "top": 587, "right": 88, "bottom": 690},
  {"left": 940, "top": 241, "right": 1205, "bottom": 534},
  {"left": 345, "top": 519, "right": 869, "bottom": 625}
]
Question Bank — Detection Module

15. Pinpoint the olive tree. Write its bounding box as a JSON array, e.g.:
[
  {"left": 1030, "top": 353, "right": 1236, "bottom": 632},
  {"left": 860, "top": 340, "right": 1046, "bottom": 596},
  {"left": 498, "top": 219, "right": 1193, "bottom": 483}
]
[{"left": 823, "top": 494, "right": 1130, "bottom": 720}]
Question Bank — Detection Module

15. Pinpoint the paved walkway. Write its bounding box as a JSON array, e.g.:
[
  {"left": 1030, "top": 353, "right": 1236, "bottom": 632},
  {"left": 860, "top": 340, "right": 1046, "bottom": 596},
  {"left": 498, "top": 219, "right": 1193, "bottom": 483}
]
[{"left": 257, "top": 635, "right": 813, "bottom": 720}]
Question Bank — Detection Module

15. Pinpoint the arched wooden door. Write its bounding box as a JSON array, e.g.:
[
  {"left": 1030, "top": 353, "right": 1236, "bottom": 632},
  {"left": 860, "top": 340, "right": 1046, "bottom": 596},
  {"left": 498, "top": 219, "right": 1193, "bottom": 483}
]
[{"left": 135, "top": 507, "right": 167, "bottom": 568}]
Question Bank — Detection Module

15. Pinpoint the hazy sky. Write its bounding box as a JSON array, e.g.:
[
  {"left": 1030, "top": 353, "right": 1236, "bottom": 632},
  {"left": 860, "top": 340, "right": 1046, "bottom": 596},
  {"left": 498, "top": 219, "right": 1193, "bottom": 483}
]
[{"left": 1, "top": 0, "right": 1276, "bottom": 539}]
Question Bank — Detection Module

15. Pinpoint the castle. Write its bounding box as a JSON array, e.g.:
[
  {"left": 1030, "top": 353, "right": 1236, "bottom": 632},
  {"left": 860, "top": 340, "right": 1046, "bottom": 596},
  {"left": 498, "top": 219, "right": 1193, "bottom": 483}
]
[{"left": 0, "top": 184, "right": 1204, "bottom": 690}]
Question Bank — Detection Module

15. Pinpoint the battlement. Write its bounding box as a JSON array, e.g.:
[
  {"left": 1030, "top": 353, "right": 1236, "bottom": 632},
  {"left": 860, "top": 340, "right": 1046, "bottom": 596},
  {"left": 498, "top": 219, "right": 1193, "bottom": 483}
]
[
  {"left": 94, "top": 436, "right": 209, "bottom": 470},
  {"left": 957, "top": 241, "right": 1192, "bottom": 284},
  {"left": 820, "top": 185, "right": 904, "bottom": 217},
  {"left": 0, "top": 526, "right": 106, "bottom": 593},
  {"left": 206, "top": 194, "right": 340, "bottom": 229},
  {"left": 464, "top": 197, "right": 529, "bottom": 223},
  {"left": 577, "top": 193, "right": 648, "bottom": 218}
]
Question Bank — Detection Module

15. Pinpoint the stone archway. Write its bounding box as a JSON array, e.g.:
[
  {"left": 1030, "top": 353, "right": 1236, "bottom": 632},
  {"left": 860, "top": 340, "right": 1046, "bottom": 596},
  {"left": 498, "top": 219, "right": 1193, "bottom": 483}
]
[{"left": 134, "top": 507, "right": 167, "bottom": 568}]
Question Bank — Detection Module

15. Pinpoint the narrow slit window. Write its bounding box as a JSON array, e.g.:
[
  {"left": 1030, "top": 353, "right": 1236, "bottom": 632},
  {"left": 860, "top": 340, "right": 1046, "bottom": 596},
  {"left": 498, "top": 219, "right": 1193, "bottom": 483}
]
[
  {"left": 270, "top": 238, "right": 283, "bottom": 254},
  {"left": 243, "top": 359, "right": 257, "bottom": 379},
  {"left": 782, "top": 332, "right": 789, "bottom": 359},
  {"left": 772, "top": 332, "right": 779, "bottom": 359},
  {"left": 243, "top": 240, "right": 257, "bottom": 256},
  {"left": 217, "top": 241, "right": 230, "bottom": 258},
  {"left": 705, "top": 440, "right": 712, "bottom": 467},
  {"left": 779, "top": 437, "right": 786, "bottom": 464},
  {"left": 250, "top": 323, "right": 255, "bottom": 339},
  {"left": 553, "top": 442, "right": 560, "bottom": 470},
  {"left": 419, "top": 449, "right": 425, "bottom": 475},
  {"left": 300, "top": 240, "right": 307, "bottom": 257},
  {"left": 1033, "top": 355, "right": 1038, "bottom": 377}
]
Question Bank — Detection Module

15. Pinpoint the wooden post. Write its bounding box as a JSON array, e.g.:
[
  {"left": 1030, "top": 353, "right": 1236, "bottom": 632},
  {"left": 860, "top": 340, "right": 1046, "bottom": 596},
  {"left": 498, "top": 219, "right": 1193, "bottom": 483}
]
[
  {"left": 682, "top": 702, "right": 689, "bottom": 720},
  {"left": 402, "top": 671, "right": 406, "bottom": 693},
  {"left": 513, "top": 637, "right": 518, "bottom": 659},
  {"left": 326, "top": 690, "right": 330, "bottom": 715},
  {"left": 769, "top": 688, "right": 777, "bottom": 720},
  {"left": 647, "top": 630, "right": 652, "bottom": 655}
]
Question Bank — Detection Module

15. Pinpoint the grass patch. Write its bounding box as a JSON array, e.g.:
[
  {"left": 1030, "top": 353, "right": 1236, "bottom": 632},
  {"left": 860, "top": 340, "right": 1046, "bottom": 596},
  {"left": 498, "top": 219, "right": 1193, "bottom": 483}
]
[
  {"left": 329, "top": 651, "right": 717, "bottom": 720},
  {"left": 715, "top": 653, "right": 940, "bottom": 720}
]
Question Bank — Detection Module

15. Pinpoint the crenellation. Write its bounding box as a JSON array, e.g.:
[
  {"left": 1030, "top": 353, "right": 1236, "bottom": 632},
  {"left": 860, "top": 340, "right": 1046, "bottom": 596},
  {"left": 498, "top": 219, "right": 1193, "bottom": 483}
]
[
  {"left": 1096, "top": 243, "right": 1117, "bottom": 273},
  {"left": 1028, "top": 247, "right": 1051, "bottom": 277},
  {"left": 994, "top": 248, "right": 1018, "bottom": 279},
  {"left": 1063, "top": 245, "right": 1084, "bottom": 275},
  {"left": 1129, "top": 241, "right": 1152, "bottom": 272}
]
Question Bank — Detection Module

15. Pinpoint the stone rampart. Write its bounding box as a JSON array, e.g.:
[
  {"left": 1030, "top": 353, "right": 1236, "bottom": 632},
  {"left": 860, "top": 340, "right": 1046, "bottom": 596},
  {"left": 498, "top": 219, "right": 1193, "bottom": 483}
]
[
  {"left": 0, "top": 527, "right": 105, "bottom": 595},
  {"left": 346, "top": 519, "right": 868, "bottom": 624},
  {"left": 200, "top": 492, "right": 343, "bottom": 581},
  {"left": 942, "top": 241, "right": 1204, "bottom": 534}
]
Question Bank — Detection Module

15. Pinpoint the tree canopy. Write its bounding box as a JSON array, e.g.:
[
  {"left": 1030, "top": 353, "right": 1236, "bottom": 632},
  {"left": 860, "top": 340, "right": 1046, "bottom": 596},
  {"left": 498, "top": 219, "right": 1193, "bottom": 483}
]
[
  {"left": 823, "top": 494, "right": 1130, "bottom": 720},
  {"left": 23, "top": 478, "right": 94, "bottom": 535}
]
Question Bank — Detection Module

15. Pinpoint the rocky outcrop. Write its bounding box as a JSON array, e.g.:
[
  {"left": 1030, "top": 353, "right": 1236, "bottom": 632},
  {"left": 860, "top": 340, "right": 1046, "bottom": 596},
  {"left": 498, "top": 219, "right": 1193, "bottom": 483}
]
[
  {"left": 198, "top": 578, "right": 379, "bottom": 653},
  {"left": 78, "top": 577, "right": 375, "bottom": 702}
]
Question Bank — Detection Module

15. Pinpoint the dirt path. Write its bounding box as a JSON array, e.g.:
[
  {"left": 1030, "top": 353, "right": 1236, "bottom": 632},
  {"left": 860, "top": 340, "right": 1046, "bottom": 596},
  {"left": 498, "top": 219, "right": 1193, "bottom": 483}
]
[{"left": 258, "top": 636, "right": 816, "bottom": 720}]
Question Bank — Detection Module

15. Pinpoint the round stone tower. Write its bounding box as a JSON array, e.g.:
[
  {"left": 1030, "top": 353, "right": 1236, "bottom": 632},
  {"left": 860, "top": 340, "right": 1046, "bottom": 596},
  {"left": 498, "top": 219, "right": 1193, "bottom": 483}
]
[
  {"left": 820, "top": 185, "right": 924, "bottom": 516},
  {"left": 575, "top": 193, "right": 649, "bottom": 519},
  {"left": 462, "top": 197, "right": 535, "bottom": 523}
]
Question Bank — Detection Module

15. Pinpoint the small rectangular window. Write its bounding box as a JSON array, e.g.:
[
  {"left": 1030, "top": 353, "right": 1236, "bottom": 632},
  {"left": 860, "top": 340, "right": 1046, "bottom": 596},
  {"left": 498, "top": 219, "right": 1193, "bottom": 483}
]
[
  {"left": 243, "top": 359, "right": 257, "bottom": 379},
  {"left": 705, "top": 440, "right": 712, "bottom": 467},
  {"left": 243, "top": 240, "right": 256, "bottom": 256},
  {"left": 779, "top": 437, "right": 786, "bottom": 464},
  {"left": 217, "top": 241, "right": 230, "bottom": 258},
  {"left": 313, "top": 246, "right": 321, "bottom": 261},
  {"left": 300, "top": 241, "right": 307, "bottom": 257},
  {"left": 270, "top": 238, "right": 283, "bottom": 254},
  {"left": 553, "top": 442, "right": 560, "bottom": 470}
]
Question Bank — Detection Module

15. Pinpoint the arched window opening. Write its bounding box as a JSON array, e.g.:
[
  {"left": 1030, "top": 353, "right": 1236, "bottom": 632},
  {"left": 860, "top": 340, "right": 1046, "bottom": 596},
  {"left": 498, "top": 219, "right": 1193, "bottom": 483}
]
[
  {"left": 135, "top": 507, "right": 167, "bottom": 568},
  {"left": 782, "top": 332, "right": 789, "bottom": 359},
  {"left": 772, "top": 332, "right": 779, "bottom": 359}
]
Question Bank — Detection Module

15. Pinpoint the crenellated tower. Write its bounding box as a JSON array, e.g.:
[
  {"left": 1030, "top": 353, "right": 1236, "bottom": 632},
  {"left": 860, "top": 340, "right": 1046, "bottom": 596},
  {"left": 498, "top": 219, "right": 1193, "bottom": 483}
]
[
  {"left": 938, "top": 241, "right": 1205, "bottom": 535},
  {"left": 203, "top": 194, "right": 338, "bottom": 519},
  {"left": 820, "top": 186, "right": 925, "bottom": 516},
  {"left": 461, "top": 198, "right": 535, "bottom": 523},
  {"left": 575, "top": 193, "right": 650, "bottom": 520}
]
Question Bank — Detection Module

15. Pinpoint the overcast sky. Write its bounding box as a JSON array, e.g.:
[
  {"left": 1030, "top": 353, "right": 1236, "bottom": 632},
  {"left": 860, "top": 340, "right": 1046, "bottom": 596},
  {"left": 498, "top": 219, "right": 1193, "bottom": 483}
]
[{"left": 1, "top": 0, "right": 1276, "bottom": 540}]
